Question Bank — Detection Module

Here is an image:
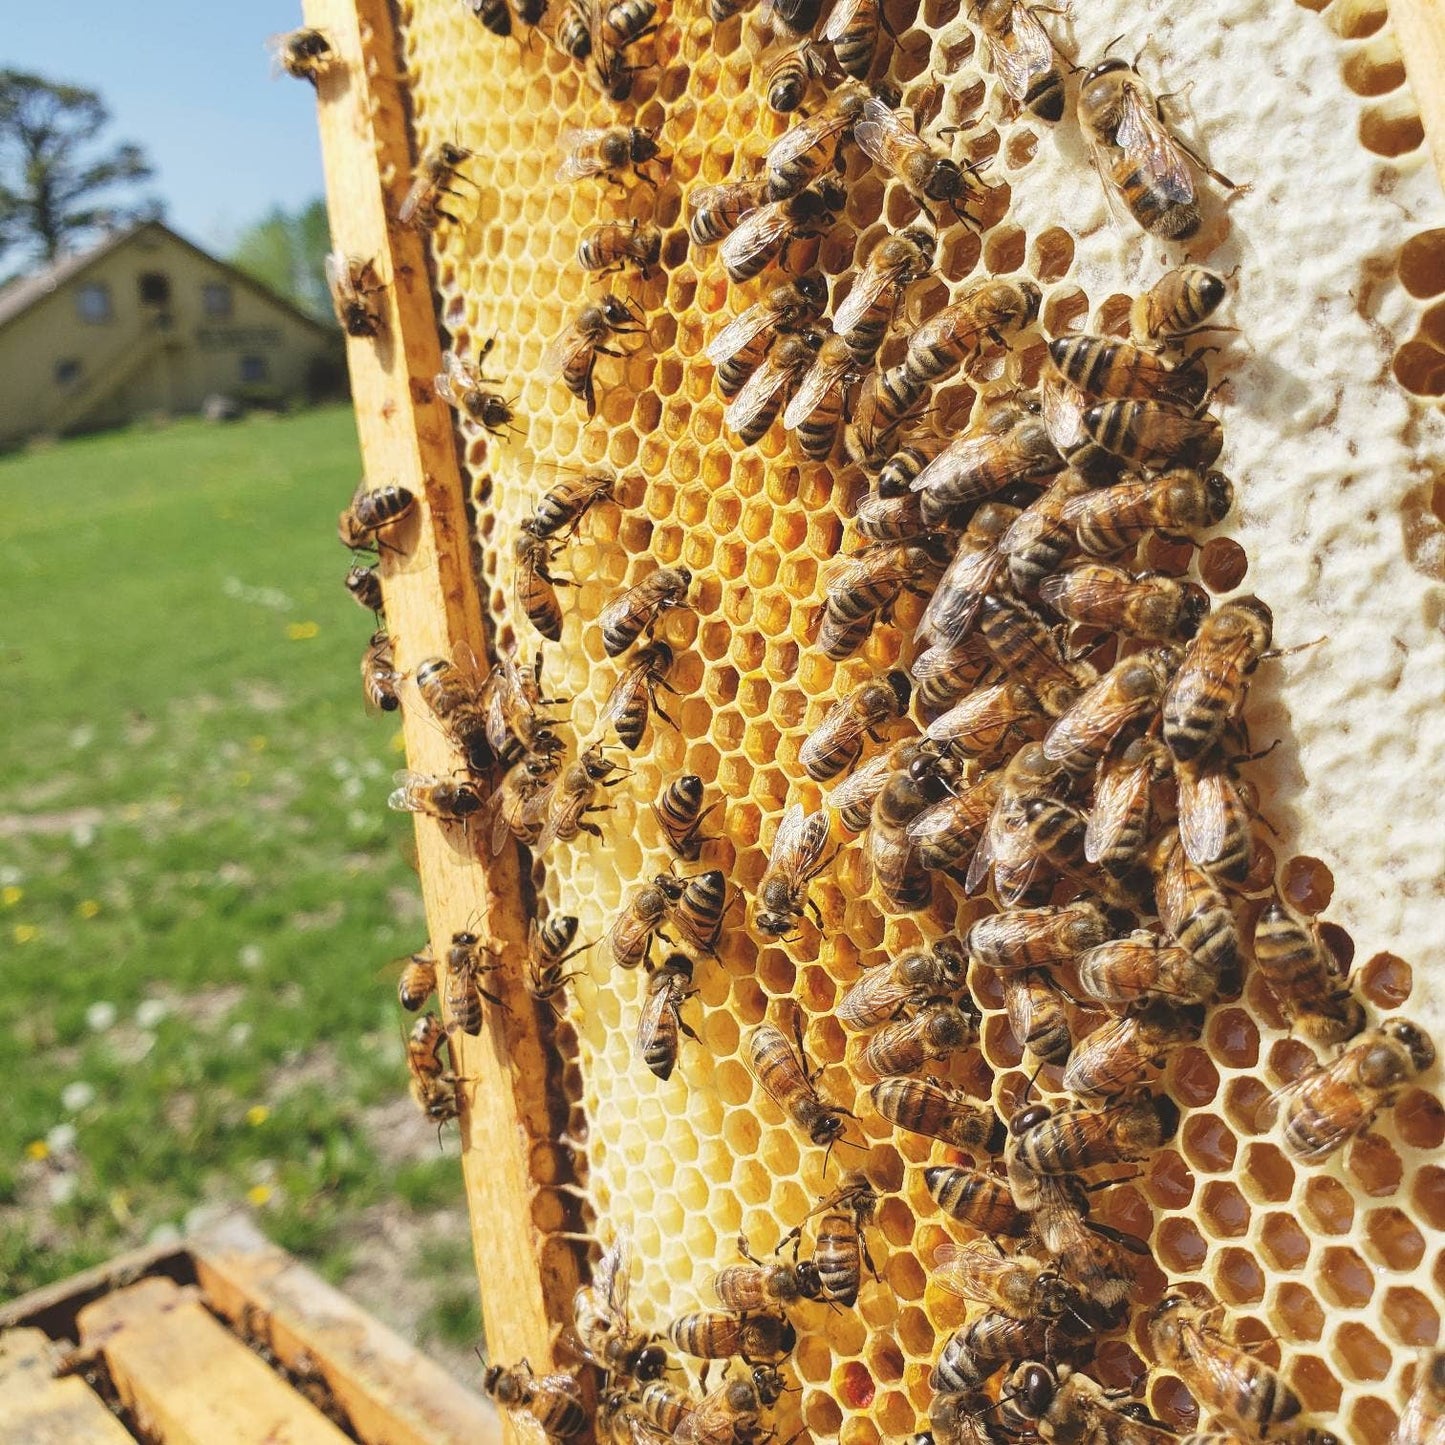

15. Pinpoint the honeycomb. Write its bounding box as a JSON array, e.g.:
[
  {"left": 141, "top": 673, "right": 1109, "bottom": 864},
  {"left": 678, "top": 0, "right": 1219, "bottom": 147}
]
[{"left": 377, "top": 0, "right": 1445, "bottom": 1436}]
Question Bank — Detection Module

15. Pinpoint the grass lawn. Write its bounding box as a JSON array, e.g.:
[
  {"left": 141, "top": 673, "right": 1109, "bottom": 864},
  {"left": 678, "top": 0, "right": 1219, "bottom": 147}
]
[{"left": 0, "top": 407, "right": 481, "bottom": 1363}]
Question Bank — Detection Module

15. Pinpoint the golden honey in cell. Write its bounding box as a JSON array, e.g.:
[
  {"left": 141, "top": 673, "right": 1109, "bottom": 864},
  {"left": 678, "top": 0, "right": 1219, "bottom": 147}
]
[
  {"left": 324, "top": 252, "right": 384, "bottom": 338},
  {"left": 598, "top": 565, "right": 693, "bottom": 656},
  {"left": 271, "top": 27, "right": 335, "bottom": 82},
  {"left": 398, "top": 142, "right": 475, "bottom": 228},
  {"left": 1251, "top": 897, "right": 1364, "bottom": 1045},
  {"left": 745, "top": 1019, "right": 851, "bottom": 1148},
  {"left": 1131, "top": 265, "right": 1230, "bottom": 347},
  {"left": 1062, "top": 999, "right": 1202, "bottom": 1104},
  {"left": 577, "top": 219, "right": 663, "bottom": 276},
  {"left": 1075, "top": 930, "right": 1216, "bottom": 1010},
  {"left": 1041, "top": 647, "right": 1178, "bottom": 777},
  {"left": 931, "top": 1241, "right": 1070, "bottom": 1319},
  {"left": 338, "top": 481, "right": 416, "bottom": 552},
  {"left": 974, "top": 0, "right": 1066, "bottom": 122},
  {"left": 861, "top": 1001, "right": 976, "bottom": 1076},
  {"left": 544, "top": 293, "right": 644, "bottom": 419},
  {"left": 832, "top": 227, "right": 935, "bottom": 367},
  {"left": 600, "top": 640, "right": 676, "bottom": 751},
  {"left": 1270, "top": 1018, "right": 1435, "bottom": 1163},
  {"left": 837, "top": 940, "right": 967, "bottom": 1030},
  {"left": 482, "top": 1362, "right": 587, "bottom": 1438},
  {"left": 1037, "top": 562, "right": 1210, "bottom": 642},
  {"left": 1147, "top": 1294, "right": 1340, "bottom": 1445},
  {"left": 870, "top": 1076, "right": 1002, "bottom": 1152},
  {"left": 1065, "top": 467, "right": 1233, "bottom": 557},
  {"left": 667, "top": 1309, "right": 796, "bottom": 1364},
  {"left": 720, "top": 179, "right": 845, "bottom": 284},
  {"left": 571, "top": 1230, "right": 668, "bottom": 1382},
  {"left": 705, "top": 274, "right": 826, "bottom": 398},
  {"left": 651, "top": 773, "right": 715, "bottom": 860},
  {"left": 1162, "top": 596, "right": 1273, "bottom": 764},
  {"left": 361, "top": 629, "right": 402, "bottom": 714},
  {"left": 387, "top": 769, "right": 486, "bottom": 823}
]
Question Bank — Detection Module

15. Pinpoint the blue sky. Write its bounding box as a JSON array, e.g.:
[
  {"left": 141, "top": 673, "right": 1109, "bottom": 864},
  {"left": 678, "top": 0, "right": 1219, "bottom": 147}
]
[{"left": 4, "top": 1, "right": 327, "bottom": 256}]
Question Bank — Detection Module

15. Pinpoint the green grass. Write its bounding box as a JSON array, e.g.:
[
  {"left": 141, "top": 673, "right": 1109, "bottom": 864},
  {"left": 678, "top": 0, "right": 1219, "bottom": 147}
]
[{"left": 0, "top": 409, "right": 466, "bottom": 1297}]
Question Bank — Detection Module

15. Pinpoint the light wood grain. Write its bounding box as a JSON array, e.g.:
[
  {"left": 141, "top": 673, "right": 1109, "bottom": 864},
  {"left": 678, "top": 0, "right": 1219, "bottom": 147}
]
[
  {"left": 192, "top": 1214, "right": 503, "bottom": 1445},
  {"left": 0, "top": 1328, "right": 135, "bottom": 1445},
  {"left": 78, "top": 1277, "right": 348, "bottom": 1445},
  {"left": 297, "top": 1, "right": 590, "bottom": 1431},
  {"left": 1392, "top": 0, "right": 1445, "bottom": 194}
]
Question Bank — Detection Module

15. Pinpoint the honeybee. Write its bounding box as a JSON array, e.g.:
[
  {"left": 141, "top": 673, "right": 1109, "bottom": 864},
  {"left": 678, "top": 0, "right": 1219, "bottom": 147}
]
[
  {"left": 800, "top": 672, "right": 912, "bottom": 782},
  {"left": 597, "top": 1389, "right": 670, "bottom": 1445},
  {"left": 1039, "top": 371, "right": 1119, "bottom": 480},
  {"left": 817, "top": 543, "right": 944, "bottom": 660},
  {"left": 1395, "top": 1349, "right": 1445, "bottom": 1445},
  {"left": 405, "top": 1013, "right": 460, "bottom": 1124},
  {"left": 1147, "top": 1294, "right": 1340, "bottom": 1445},
  {"left": 847, "top": 361, "right": 927, "bottom": 461},
  {"left": 830, "top": 747, "right": 903, "bottom": 834},
  {"left": 967, "top": 901, "right": 1097, "bottom": 978},
  {"left": 998, "top": 471, "right": 1095, "bottom": 596},
  {"left": 720, "top": 179, "right": 845, "bottom": 284},
  {"left": 965, "top": 742, "right": 1073, "bottom": 904},
  {"left": 668, "top": 1310, "right": 796, "bottom": 1364},
  {"left": 652, "top": 774, "right": 715, "bottom": 860},
  {"left": 755, "top": 803, "right": 832, "bottom": 936},
  {"left": 599, "top": 566, "right": 693, "bottom": 655},
  {"left": 932, "top": 1242, "right": 1070, "bottom": 1319},
  {"left": 978, "top": 594, "right": 1092, "bottom": 719},
  {"left": 636, "top": 1378, "right": 698, "bottom": 1436},
  {"left": 1048, "top": 333, "right": 1210, "bottom": 412},
  {"left": 362, "top": 630, "right": 402, "bottom": 713},
  {"left": 578, "top": 219, "right": 662, "bottom": 276},
  {"left": 706, "top": 275, "right": 827, "bottom": 399},
  {"left": 1150, "top": 826, "right": 1239, "bottom": 980},
  {"left": 272, "top": 28, "right": 336, "bottom": 82},
  {"left": 1175, "top": 748, "right": 1257, "bottom": 884},
  {"left": 1030, "top": 1171, "right": 1142, "bottom": 1312},
  {"left": 466, "top": 0, "right": 514, "bottom": 36},
  {"left": 1162, "top": 597, "right": 1273, "bottom": 764},
  {"left": 975, "top": 0, "right": 1066, "bottom": 122},
  {"left": 673, "top": 1377, "right": 769, "bottom": 1445},
  {"left": 907, "top": 765, "right": 1002, "bottom": 874},
  {"left": 912, "top": 414, "right": 1062, "bottom": 528},
  {"left": 870, "top": 749, "right": 963, "bottom": 910},
  {"left": 528, "top": 471, "right": 616, "bottom": 541},
  {"left": 526, "top": 914, "right": 590, "bottom": 1013},
  {"left": 911, "top": 637, "right": 994, "bottom": 714},
  {"left": 435, "top": 345, "right": 516, "bottom": 437},
  {"left": 1062, "top": 1000, "right": 1202, "bottom": 1103},
  {"left": 746, "top": 1018, "right": 852, "bottom": 1149},
  {"left": 1269, "top": 1019, "right": 1435, "bottom": 1163},
  {"left": 609, "top": 876, "right": 683, "bottom": 970},
  {"left": 1077, "top": 58, "right": 1235, "bottom": 240},
  {"left": 1065, "top": 468, "right": 1234, "bottom": 557},
  {"left": 1021, "top": 797, "right": 1101, "bottom": 889},
  {"left": 1084, "top": 732, "right": 1169, "bottom": 876},
  {"left": 389, "top": 770, "right": 486, "bottom": 823},
  {"left": 573, "top": 1230, "right": 667, "bottom": 1382},
  {"left": 1076, "top": 931, "right": 1217, "bottom": 1009},
  {"left": 714, "top": 1240, "right": 821, "bottom": 1310},
  {"left": 445, "top": 931, "right": 503, "bottom": 1036},
  {"left": 687, "top": 178, "right": 765, "bottom": 247},
  {"left": 779, "top": 1173, "right": 877, "bottom": 1305},
  {"left": 483, "top": 645, "right": 559, "bottom": 762},
  {"left": 489, "top": 750, "right": 561, "bottom": 854},
  {"left": 1042, "top": 649, "right": 1177, "bottom": 776},
  {"left": 1009, "top": 1094, "right": 1180, "bottom": 1179},
  {"left": 415, "top": 645, "right": 493, "bottom": 770},
  {"left": 482, "top": 1361, "right": 587, "bottom": 1439},
  {"left": 345, "top": 563, "right": 385, "bottom": 616},
  {"left": 672, "top": 868, "right": 730, "bottom": 954},
  {"left": 397, "top": 950, "right": 438, "bottom": 1011},
  {"left": 725, "top": 328, "right": 824, "bottom": 444},
  {"left": 764, "top": 41, "right": 826, "bottom": 115},
  {"left": 916, "top": 502, "right": 1018, "bottom": 648},
  {"left": 1002, "top": 972, "right": 1073, "bottom": 1066},
  {"left": 636, "top": 955, "right": 697, "bottom": 1081},
  {"left": 764, "top": 89, "right": 869, "bottom": 200},
  {"left": 544, "top": 294, "right": 644, "bottom": 419},
  {"left": 1252, "top": 898, "right": 1364, "bottom": 1045},
  {"left": 832, "top": 228, "right": 935, "bottom": 367},
  {"left": 781, "top": 333, "right": 858, "bottom": 459},
  {"left": 923, "top": 1164, "right": 1028, "bottom": 1235},
  {"left": 557, "top": 126, "right": 661, "bottom": 185},
  {"left": 855, "top": 95, "right": 983, "bottom": 223},
  {"left": 932, "top": 1312, "right": 1056, "bottom": 1392},
  {"left": 861, "top": 1002, "right": 976, "bottom": 1077},
  {"left": 1131, "top": 266, "right": 1230, "bottom": 348},
  {"left": 1038, "top": 563, "right": 1210, "bottom": 642},
  {"left": 1082, "top": 400, "right": 1223, "bottom": 472},
  {"left": 870, "top": 1077, "right": 1002, "bottom": 1152},
  {"left": 325, "top": 253, "right": 384, "bottom": 338},
  {"left": 398, "top": 142, "right": 475, "bottom": 229},
  {"left": 838, "top": 941, "right": 967, "bottom": 1030},
  {"left": 853, "top": 486, "right": 928, "bottom": 546},
  {"left": 901, "top": 277, "right": 1043, "bottom": 395},
  {"left": 338, "top": 481, "right": 417, "bottom": 552},
  {"left": 535, "top": 741, "right": 623, "bottom": 850},
  {"left": 919, "top": 1391, "right": 999, "bottom": 1445},
  {"left": 601, "top": 641, "right": 676, "bottom": 750},
  {"left": 925, "top": 682, "right": 1045, "bottom": 760},
  {"left": 595, "top": 0, "right": 658, "bottom": 50},
  {"left": 819, "top": 0, "right": 881, "bottom": 77},
  {"left": 1009, "top": 1362, "right": 1180, "bottom": 1445},
  {"left": 512, "top": 533, "right": 567, "bottom": 642}
]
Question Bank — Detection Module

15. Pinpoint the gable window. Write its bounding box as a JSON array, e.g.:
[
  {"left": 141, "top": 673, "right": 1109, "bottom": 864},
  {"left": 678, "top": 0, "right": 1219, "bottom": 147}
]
[
  {"left": 240, "top": 354, "right": 269, "bottom": 383},
  {"left": 202, "top": 282, "right": 233, "bottom": 319},
  {"left": 54, "top": 358, "right": 82, "bottom": 387},
  {"left": 138, "top": 272, "right": 171, "bottom": 305},
  {"left": 76, "top": 282, "right": 113, "bottom": 324}
]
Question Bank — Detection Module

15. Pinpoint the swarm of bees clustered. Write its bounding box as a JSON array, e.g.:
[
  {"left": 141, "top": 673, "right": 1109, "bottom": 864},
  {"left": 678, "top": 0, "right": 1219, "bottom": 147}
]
[{"left": 290, "top": 0, "right": 1444, "bottom": 1438}]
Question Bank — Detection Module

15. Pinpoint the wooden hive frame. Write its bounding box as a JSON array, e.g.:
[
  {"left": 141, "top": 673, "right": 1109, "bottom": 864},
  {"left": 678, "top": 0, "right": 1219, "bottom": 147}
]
[{"left": 300, "top": 0, "right": 1445, "bottom": 1440}]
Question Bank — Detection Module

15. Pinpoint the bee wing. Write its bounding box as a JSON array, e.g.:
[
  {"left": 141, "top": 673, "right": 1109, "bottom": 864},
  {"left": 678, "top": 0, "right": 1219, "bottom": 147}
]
[
  {"left": 594, "top": 1230, "right": 634, "bottom": 1322},
  {"left": 720, "top": 202, "right": 792, "bottom": 274},
  {"left": 724, "top": 350, "right": 796, "bottom": 436},
  {"left": 820, "top": 0, "right": 864, "bottom": 42},
  {"left": 541, "top": 321, "right": 588, "bottom": 379},
  {"left": 397, "top": 174, "right": 433, "bottom": 225},
  {"left": 1165, "top": 624, "right": 1258, "bottom": 724},
  {"left": 324, "top": 250, "right": 353, "bottom": 303},
  {"left": 556, "top": 127, "right": 607, "bottom": 181},
  {"left": 963, "top": 797, "right": 1002, "bottom": 895},
  {"left": 767, "top": 110, "right": 849, "bottom": 173},
  {"left": 392, "top": 768, "right": 427, "bottom": 787},
  {"left": 599, "top": 661, "right": 645, "bottom": 732},
  {"left": 852, "top": 95, "right": 906, "bottom": 169},
  {"left": 1084, "top": 748, "right": 1151, "bottom": 864},
  {"left": 1175, "top": 762, "right": 1233, "bottom": 871},
  {"left": 782, "top": 347, "right": 851, "bottom": 430},
  {"left": 918, "top": 547, "right": 1006, "bottom": 645},
  {"left": 987, "top": 2, "right": 1054, "bottom": 104},
  {"left": 1114, "top": 81, "right": 1196, "bottom": 206},
  {"left": 1043, "top": 675, "right": 1153, "bottom": 768},
  {"left": 828, "top": 752, "right": 893, "bottom": 824},
  {"left": 769, "top": 803, "right": 831, "bottom": 880},
  {"left": 704, "top": 302, "right": 769, "bottom": 366},
  {"left": 832, "top": 257, "right": 898, "bottom": 341},
  {"left": 1038, "top": 562, "right": 1116, "bottom": 619}
]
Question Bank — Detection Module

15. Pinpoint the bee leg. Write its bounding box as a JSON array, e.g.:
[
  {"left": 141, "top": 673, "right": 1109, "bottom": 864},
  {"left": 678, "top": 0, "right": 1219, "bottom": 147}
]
[
  {"left": 737, "top": 1231, "right": 765, "bottom": 1265},
  {"left": 805, "top": 894, "right": 825, "bottom": 930}
]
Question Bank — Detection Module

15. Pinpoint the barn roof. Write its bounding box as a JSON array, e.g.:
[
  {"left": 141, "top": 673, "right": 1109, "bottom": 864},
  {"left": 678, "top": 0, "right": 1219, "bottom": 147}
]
[{"left": 0, "top": 221, "right": 334, "bottom": 336}]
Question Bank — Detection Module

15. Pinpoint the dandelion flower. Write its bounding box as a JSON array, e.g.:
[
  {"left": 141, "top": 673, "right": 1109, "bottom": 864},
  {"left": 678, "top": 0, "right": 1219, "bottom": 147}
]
[
  {"left": 2, "top": 886, "right": 23, "bottom": 908},
  {"left": 24, "top": 1140, "right": 48, "bottom": 1162},
  {"left": 247, "top": 1184, "right": 274, "bottom": 1207},
  {"left": 12, "top": 923, "right": 37, "bottom": 944},
  {"left": 286, "top": 621, "right": 320, "bottom": 641},
  {"left": 246, "top": 1105, "right": 271, "bottom": 1128},
  {"left": 77, "top": 899, "right": 101, "bottom": 920}
]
